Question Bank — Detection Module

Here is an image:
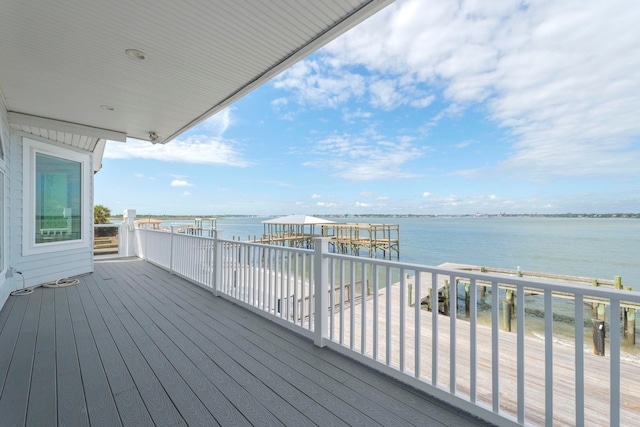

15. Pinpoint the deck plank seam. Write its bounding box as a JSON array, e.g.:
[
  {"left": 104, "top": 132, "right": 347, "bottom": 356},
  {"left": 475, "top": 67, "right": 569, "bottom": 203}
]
[{"left": 127, "top": 266, "right": 411, "bottom": 427}]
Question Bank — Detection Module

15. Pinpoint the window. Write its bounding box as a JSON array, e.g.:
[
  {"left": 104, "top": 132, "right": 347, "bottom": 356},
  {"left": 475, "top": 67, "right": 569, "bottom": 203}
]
[
  {"left": 35, "top": 153, "right": 82, "bottom": 243},
  {"left": 23, "top": 137, "right": 91, "bottom": 254}
]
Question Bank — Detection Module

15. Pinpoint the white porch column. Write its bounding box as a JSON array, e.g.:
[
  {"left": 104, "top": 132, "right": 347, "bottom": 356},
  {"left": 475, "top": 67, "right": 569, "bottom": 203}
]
[{"left": 122, "top": 209, "right": 136, "bottom": 257}]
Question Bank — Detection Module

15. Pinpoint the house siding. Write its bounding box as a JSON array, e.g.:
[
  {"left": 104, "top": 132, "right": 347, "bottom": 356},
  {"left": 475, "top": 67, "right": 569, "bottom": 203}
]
[
  {"left": 0, "top": 97, "right": 9, "bottom": 307},
  {"left": 0, "top": 104, "right": 94, "bottom": 309}
]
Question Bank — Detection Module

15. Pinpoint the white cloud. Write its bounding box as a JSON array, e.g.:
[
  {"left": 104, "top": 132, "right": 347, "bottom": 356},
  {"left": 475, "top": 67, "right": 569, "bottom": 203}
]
[
  {"left": 183, "top": 191, "right": 191, "bottom": 196},
  {"left": 271, "top": 97, "right": 288, "bottom": 108},
  {"left": 279, "top": 0, "right": 640, "bottom": 180},
  {"left": 422, "top": 192, "right": 432, "bottom": 197},
  {"left": 273, "top": 60, "right": 366, "bottom": 108},
  {"left": 342, "top": 108, "right": 373, "bottom": 123},
  {"left": 200, "top": 108, "right": 233, "bottom": 137},
  {"left": 311, "top": 194, "right": 322, "bottom": 199},
  {"left": 317, "top": 201, "right": 338, "bottom": 208},
  {"left": 360, "top": 191, "right": 389, "bottom": 201},
  {"left": 171, "top": 179, "right": 194, "bottom": 187},
  {"left": 304, "top": 134, "right": 423, "bottom": 180},
  {"left": 104, "top": 135, "right": 249, "bottom": 166},
  {"left": 355, "top": 202, "right": 371, "bottom": 208}
]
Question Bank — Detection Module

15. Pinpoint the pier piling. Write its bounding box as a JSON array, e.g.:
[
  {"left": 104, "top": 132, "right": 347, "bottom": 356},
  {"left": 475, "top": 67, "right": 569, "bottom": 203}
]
[
  {"left": 593, "top": 319, "right": 606, "bottom": 356},
  {"left": 627, "top": 308, "right": 636, "bottom": 345}
]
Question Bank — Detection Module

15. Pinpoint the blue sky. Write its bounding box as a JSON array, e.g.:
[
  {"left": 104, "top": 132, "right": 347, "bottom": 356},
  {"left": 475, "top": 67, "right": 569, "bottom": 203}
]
[{"left": 96, "top": 0, "right": 640, "bottom": 216}]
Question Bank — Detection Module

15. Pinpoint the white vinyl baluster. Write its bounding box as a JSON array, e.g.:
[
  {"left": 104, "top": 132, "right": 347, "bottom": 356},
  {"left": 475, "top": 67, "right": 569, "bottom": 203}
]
[
  {"left": 470, "top": 278, "right": 477, "bottom": 403},
  {"left": 544, "top": 289, "right": 553, "bottom": 425},
  {"left": 329, "top": 258, "right": 335, "bottom": 340},
  {"left": 308, "top": 253, "right": 315, "bottom": 331},
  {"left": 492, "top": 281, "right": 499, "bottom": 413},
  {"left": 361, "top": 262, "right": 367, "bottom": 355},
  {"left": 300, "top": 251, "right": 306, "bottom": 327},
  {"left": 449, "top": 274, "right": 456, "bottom": 394},
  {"left": 293, "top": 253, "right": 299, "bottom": 322},
  {"left": 414, "top": 272, "right": 421, "bottom": 379},
  {"left": 373, "top": 265, "right": 379, "bottom": 361},
  {"left": 400, "top": 268, "right": 406, "bottom": 372},
  {"left": 386, "top": 266, "right": 392, "bottom": 366},
  {"left": 431, "top": 272, "right": 439, "bottom": 386},
  {"left": 517, "top": 283, "right": 525, "bottom": 424},
  {"left": 575, "top": 294, "right": 584, "bottom": 426},
  {"left": 610, "top": 298, "right": 621, "bottom": 427},
  {"left": 339, "top": 260, "right": 345, "bottom": 345},
  {"left": 350, "top": 261, "right": 355, "bottom": 350}
]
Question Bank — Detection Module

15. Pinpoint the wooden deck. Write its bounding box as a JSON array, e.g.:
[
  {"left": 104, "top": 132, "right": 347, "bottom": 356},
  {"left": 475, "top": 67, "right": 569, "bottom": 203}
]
[
  {"left": 333, "top": 274, "right": 640, "bottom": 426},
  {"left": 0, "top": 258, "right": 493, "bottom": 426}
]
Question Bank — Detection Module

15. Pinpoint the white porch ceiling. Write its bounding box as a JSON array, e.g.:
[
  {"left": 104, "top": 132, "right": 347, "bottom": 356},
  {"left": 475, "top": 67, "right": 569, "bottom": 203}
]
[{"left": 0, "top": 0, "right": 392, "bottom": 149}]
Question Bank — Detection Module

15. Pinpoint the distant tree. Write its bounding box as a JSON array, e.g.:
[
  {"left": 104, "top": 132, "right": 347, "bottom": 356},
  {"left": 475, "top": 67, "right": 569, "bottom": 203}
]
[{"left": 94, "top": 205, "right": 111, "bottom": 224}]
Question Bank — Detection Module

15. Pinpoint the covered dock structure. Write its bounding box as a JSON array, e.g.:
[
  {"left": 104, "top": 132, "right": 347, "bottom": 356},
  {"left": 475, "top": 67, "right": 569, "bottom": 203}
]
[
  {"left": 259, "top": 215, "right": 400, "bottom": 260},
  {"left": 260, "top": 215, "right": 335, "bottom": 248}
]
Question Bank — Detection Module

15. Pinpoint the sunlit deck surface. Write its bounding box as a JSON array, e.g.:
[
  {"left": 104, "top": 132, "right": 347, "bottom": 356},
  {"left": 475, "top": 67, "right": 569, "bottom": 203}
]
[{"left": 0, "top": 258, "right": 493, "bottom": 426}]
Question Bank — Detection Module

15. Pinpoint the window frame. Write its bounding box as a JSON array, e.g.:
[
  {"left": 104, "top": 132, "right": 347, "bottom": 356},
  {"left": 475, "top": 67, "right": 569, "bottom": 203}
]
[{"left": 22, "top": 137, "right": 91, "bottom": 255}]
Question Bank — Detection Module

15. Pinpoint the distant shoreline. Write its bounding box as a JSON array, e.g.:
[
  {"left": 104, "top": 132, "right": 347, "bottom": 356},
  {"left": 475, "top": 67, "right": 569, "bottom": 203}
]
[{"left": 109, "top": 213, "right": 640, "bottom": 220}]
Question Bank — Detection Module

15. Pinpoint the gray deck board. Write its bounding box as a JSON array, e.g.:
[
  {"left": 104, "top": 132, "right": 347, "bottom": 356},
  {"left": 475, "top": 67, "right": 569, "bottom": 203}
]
[
  {"left": 0, "top": 258, "right": 494, "bottom": 427},
  {"left": 84, "top": 275, "right": 187, "bottom": 427},
  {"left": 0, "top": 295, "right": 26, "bottom": 397},
  {"left": 0, "top": 290, "right": 41, "bottom": 426},
  {"left": 55, "top": 288, "right": 90, "bottom": 426},
  {"left": 26, "top": 287, "right": 57, "bottom": 427},
  {"left": 0, "top": 294, "right": 16, "bottom": 333}
]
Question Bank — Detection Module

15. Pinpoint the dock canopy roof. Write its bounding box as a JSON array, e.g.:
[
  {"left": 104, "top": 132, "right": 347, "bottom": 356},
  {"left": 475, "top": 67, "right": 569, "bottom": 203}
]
[{"left": 262, "top": 215, "right": 336, "bottom": 225}]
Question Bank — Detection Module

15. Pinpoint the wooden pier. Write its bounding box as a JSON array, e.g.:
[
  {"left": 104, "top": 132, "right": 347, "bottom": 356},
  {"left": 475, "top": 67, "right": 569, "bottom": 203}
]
[
  {"left": 333, "top": 272, "right": 640, "bottom": 426},
  {"left": 326, "top": 223, "right": 399, "bottom": 260},
  {"left": 258, "top": 215, "right": 399, "bottom": 260}
]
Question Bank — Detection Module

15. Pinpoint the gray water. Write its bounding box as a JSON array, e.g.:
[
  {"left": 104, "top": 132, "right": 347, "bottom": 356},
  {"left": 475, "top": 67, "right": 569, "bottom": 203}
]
[{"left": 170, "top": 216, "right": 639, "bottom": 290}]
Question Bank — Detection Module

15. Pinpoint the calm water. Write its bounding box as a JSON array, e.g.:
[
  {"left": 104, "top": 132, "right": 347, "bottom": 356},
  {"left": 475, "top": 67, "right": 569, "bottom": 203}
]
[{"left": 162, "top": 216, "right": 640, "bottom": 291}]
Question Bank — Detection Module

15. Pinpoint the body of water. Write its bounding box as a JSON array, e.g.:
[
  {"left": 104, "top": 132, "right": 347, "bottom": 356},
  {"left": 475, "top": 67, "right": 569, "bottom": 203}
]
[{"left": 160, "top": 216, "right": 639, "bottom": 291}]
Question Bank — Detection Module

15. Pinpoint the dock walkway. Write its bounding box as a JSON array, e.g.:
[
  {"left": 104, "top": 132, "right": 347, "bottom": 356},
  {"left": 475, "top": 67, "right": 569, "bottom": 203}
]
[{"left": 332, "top": 272, "right": 640, "bottom": 426}]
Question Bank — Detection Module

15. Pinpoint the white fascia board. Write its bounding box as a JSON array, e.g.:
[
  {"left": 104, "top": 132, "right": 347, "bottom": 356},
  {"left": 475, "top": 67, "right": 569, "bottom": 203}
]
[
  {"left": 93, "top": 139, "right": 107, "bottom": 173},
  {"left": 8, "top": 112, "right": 127, "bottom": 143}
]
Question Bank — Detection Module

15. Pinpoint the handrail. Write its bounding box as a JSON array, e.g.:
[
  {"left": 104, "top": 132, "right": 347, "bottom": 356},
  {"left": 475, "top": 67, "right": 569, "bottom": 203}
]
[{"left": 131, "top": 228, "right": 639, "bottom": 426}]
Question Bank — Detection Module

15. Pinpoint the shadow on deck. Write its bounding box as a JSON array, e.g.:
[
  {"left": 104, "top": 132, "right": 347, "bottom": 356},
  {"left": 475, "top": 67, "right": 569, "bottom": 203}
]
[{"left": 0, "top": 258, "right": 493, "bottom": 426}]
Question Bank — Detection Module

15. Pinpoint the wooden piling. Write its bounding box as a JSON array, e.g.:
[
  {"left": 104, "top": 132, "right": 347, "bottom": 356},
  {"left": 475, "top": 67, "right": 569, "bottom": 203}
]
[
  {"left": 614, "top": 276, "right": 622, "bottom": 289},
  {"left": 464, "top": 282, "right": 470, "bottom": 317},
  {"left": 443, "top": 280, "right": 450, "bottom": 316},
  {"left": 627, "top": 308, "right": 636, "bottom": 345},
  {"left": 503, "top": 300, "right": 513, "bottom": 332},
  {"left": 593, "top": 319, "right": 606, "bottom": 356},
  {"left": 503, "top": 289, "right": 514, "bottom": 332}
]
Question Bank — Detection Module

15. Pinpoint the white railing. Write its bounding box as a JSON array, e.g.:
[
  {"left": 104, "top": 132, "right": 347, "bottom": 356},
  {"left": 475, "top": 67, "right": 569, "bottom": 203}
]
[{"left": 131, "top": 229, "right": 640, "bottom": 427}]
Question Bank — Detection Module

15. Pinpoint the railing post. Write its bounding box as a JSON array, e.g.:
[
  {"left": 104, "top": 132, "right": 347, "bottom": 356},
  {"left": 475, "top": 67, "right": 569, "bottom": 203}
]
[
  {"left": 213, "top": 230, "right": 224, "bottom": 297},
  {"left": 122, "top": 209, "right": 136, "bottom": 257},
  {"left": 169, "top": 226, "right": 175, "bottom": 274},
  {"left": 313, "top": 237, "right": 329, "bottom": 347}
]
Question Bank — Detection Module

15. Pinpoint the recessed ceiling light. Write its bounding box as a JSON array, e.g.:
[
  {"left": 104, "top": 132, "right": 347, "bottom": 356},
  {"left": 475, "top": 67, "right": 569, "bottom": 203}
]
[
  {"left": 125, "top": 49, "right": 146, "bottom": 60},
  {"left": 100, "top": 105, "right": 115, "bottom": 111}
]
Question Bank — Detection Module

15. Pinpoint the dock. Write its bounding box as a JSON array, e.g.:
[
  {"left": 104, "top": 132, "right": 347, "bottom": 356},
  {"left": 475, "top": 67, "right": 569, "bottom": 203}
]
[
  {"left": 331, "top": 270, "right": 640, "bottom": 426},
  {"left": 258, "top": 215, "right": 400, "bottom": 260}
]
